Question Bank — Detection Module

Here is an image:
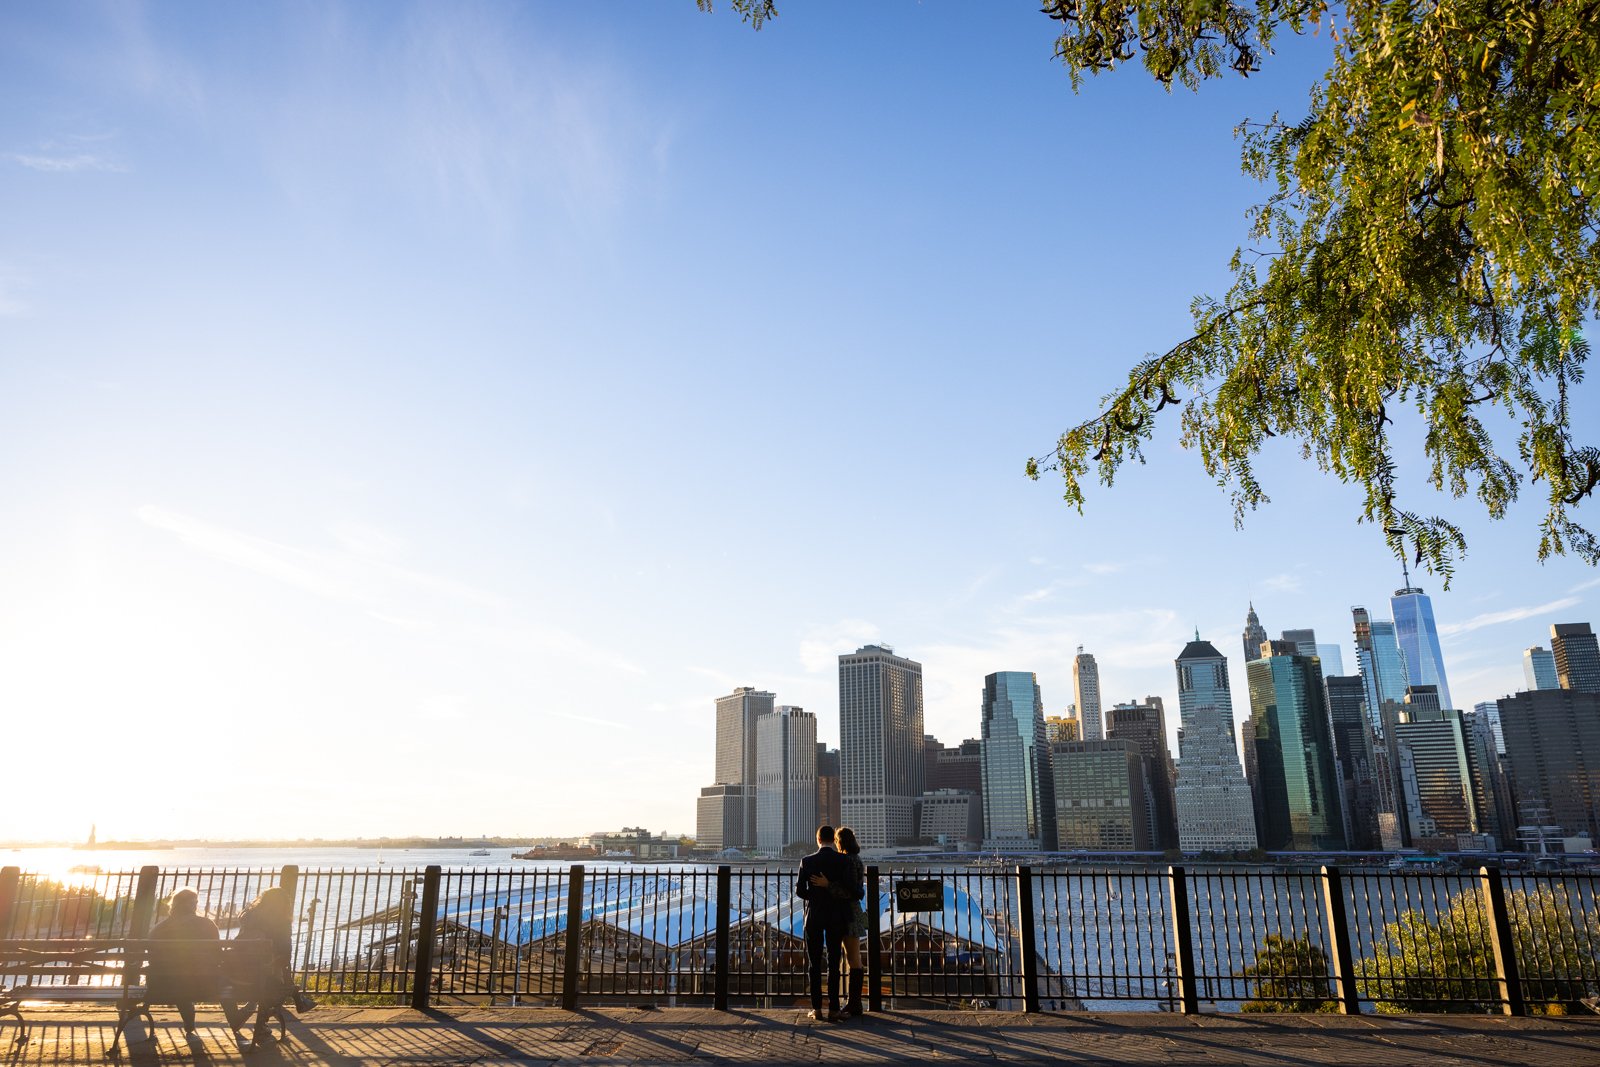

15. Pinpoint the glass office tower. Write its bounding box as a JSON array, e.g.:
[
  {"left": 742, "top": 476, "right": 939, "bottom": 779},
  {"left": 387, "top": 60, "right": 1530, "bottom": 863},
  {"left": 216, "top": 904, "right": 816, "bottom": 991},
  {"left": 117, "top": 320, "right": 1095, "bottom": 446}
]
[
  {"left": 1245, "top": 642, "right": 1347, "bottom": 851},
  {"left": 1392, "top": 584, "right": 1454, "bottom": 711},
  {"left": 1353, "top": 606, "right": 1410, "bottom": 736},
  {"left": 980, "top": 671, "right": 1056, "bottom": 851},
  {"left": 1523, "top": 646, "right": 1560, "bottom": 691}
]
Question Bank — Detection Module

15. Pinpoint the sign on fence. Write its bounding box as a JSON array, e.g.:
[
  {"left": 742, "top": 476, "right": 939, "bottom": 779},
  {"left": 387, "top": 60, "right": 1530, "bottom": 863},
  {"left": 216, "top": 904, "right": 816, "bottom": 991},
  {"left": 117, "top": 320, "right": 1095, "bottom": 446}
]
[{"left": 894, "top": 880, "right": 943, "bottom": 913}]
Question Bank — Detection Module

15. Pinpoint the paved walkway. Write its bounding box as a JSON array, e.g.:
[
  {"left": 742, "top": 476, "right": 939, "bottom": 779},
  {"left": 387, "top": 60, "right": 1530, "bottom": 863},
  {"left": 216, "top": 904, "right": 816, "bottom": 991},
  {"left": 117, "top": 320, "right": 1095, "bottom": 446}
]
[{"left": 6, "top": 1007, "right": 1600, "bottom": 1066}]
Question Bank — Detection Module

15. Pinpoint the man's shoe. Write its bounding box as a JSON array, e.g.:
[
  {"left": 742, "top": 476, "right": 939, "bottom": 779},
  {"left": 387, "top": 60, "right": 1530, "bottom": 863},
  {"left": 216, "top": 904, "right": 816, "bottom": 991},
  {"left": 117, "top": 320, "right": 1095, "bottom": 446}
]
[
  {"left": 828, "top": 1009, "right": 846, "bottom": 1023},
  {"left": 846, "top": 1003, "right": 864, "bottom": 1017},
  {"left": 805, "top": 1009, "right": 822, "bottom": 1021},
  {"left": 293, "top": 990, "right": 317, "bottom": 1013}
]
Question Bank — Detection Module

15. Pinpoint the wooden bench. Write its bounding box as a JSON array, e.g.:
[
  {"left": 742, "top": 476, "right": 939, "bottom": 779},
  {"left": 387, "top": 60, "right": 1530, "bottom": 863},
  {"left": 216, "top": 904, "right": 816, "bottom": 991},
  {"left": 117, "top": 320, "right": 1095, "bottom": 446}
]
[{"left": 0, "top": 938, "right": 285, "bottom": 1054}]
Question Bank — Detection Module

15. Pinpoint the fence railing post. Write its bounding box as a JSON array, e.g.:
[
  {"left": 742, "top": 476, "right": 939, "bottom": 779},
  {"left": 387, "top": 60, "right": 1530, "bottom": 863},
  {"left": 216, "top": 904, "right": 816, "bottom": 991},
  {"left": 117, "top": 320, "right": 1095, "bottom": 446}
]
[
  {"left": 561, "top": 865, "right": 586, "bottom": 1011},
  {"left": 1480, "top": 866, "right": 1525, "bottom": 1017},
  {"left": 1015, "top": 866, "right": 1041, "bottom": 1013},
  {"left": 714, "top": 865, "right": 731, "bottom": 1011},
  {"left": 396, "top": 879, "right": 416, "bottom": 992},
  {"left": 410, "top": 866, "right": 442, "bottom": 1010},
  {"left": 1167, "top": 865, "right": 1199, "bottom": 1015},
  {"left": 0, "top": 867, "right": 19, "bottom": 938},
  {"left": 866, "top": 865, "right": 882, "bottom": 1013},
  {"left": 1320, "top": 866, "right": 1360, "bottom": 1014},
  {"left": 279, "top": 865, "right": 300, "bottom": 912},
  {"left": 129, "top": 866, "right": 159, "bottom": 938},
  {"left": 122, "top": 865, "right": 160, "bottom": 997}
]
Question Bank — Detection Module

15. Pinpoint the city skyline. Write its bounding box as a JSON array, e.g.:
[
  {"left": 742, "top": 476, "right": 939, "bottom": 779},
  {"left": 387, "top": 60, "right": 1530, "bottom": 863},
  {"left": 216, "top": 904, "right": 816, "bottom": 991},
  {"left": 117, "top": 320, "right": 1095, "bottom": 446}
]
[{"left": 3, "top": 3, "right": 1598, "bottom": 843}]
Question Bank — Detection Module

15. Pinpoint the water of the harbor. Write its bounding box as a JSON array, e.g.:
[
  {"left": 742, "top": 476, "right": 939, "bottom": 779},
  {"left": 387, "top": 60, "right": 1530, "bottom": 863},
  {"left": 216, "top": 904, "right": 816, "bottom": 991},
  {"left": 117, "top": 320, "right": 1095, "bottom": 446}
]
[{"left": 3, "top": 845, "right": 577, "bottom": 874}]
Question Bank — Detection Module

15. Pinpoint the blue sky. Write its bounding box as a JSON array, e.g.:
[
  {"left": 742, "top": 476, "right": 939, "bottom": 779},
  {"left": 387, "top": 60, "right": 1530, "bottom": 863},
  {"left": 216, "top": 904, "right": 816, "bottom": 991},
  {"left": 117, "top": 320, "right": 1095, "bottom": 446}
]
[{"left": 2, "top": 2, "right": 1595, "bottom": 842}]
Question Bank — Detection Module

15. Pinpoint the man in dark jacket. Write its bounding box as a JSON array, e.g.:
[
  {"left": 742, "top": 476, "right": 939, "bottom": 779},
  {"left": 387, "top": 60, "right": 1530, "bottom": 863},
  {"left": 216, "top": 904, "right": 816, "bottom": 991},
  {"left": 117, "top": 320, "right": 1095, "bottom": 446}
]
[
  {"left": 795, "top": 825, "right": 852, "bottom": 1020},
  {"left": 148, "top": 888, "right": 221, "bottom": 1036}
]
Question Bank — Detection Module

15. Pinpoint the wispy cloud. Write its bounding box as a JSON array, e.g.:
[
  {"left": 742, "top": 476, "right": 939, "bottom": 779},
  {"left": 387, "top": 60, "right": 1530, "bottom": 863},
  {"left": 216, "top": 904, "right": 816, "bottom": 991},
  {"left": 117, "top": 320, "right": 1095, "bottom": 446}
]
[
  {"left": 1009, "top": 575, "right": 1091, "bottom": 608},
  {"left": 1570, "top": 576, "right": 1600, "bottom": 595},
  {"left": 138, "top": 506, "right": 353, "bottom": 601},
  {"left": 9, "top": 152, "right": 125, "bottom": 173},
  {"left": 102, "top": 3, "right": 206, "bottom": 112},
  {"left": 799, "top": 619, "right": 881, "bottom": 673},
  {"left": 1261, "top": 572, "right": 1303, "bottom": 594},
  {"left": 1082, "top": 561, "right": 1122, "bottom": 576},
  {"left": 1438, "top": 596, "right": 1580, "bottom": 637},
  {"left": 137, "top": 504, "right": 638, "bottom": 674},
  {"left": 256, "top": 3, "right": 665, "bottom": 237}
]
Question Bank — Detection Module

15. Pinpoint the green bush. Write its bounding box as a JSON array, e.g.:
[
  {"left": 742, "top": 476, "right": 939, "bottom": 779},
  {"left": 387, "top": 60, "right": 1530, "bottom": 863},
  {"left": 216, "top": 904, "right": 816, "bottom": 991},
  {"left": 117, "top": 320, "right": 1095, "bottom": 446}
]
[
  {"left": 1237, "top": 934, "right": 1337, "bottom": 1012},
  {"left": 1356, "top": 885, "right": 1599, "bottom": 1014}
]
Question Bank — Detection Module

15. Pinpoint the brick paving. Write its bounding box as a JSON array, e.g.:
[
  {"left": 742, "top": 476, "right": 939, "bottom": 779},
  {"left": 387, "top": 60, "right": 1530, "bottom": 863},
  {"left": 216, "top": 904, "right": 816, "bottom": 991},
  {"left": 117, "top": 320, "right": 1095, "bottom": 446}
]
[{"left": 5, "top": 1006, "right": 1600, "bottom": 1066}]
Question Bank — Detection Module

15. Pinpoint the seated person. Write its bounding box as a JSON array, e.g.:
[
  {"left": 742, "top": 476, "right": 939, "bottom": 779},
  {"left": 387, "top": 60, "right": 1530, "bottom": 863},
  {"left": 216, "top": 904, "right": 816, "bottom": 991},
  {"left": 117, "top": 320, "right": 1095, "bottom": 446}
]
[
  {"left": 148, "top": 888, "right": 221, "bottom": 1035},
  {"left": 222, "top": 886, "right": 310, "bottom": 1047}
]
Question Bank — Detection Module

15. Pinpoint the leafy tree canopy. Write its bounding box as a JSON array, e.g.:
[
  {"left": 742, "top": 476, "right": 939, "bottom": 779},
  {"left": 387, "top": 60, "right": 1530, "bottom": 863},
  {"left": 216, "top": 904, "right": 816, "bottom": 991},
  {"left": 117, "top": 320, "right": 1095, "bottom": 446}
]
[
  {"left": 1237, "top": 933, "right": 1338, "bottom": 1012},
  {"left": 701, "top": 0, "right": 1600, "bottom": 581},
  {"left": 1356, "top": 884, "right": 1599, "bottom": 1013}
]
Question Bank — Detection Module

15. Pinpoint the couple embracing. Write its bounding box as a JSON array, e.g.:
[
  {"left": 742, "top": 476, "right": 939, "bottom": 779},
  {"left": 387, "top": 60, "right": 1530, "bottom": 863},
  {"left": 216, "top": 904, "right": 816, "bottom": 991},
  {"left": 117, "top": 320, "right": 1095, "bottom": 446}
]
[{"left": 794, "top": 824, "right": 867, "bottom": 1022}]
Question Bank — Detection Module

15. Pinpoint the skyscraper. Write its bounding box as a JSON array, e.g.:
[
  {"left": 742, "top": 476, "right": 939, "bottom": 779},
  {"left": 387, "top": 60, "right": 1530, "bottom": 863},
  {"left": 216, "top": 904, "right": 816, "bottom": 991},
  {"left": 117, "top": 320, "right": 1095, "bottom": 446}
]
[
  {"left": 1281, "top": 628, "right": 1318, "bottom": 657},
  {"left": 1051, "top": 739, "right": 1151, "bottom": 851},
  {"left": 755, "top": 706, "right": 817, "bottom": 854},
  {"left": 980, "top": 672, "right": 1056, "bottom": 851},
  {"left": 925, "top": 735, "right": 984, "bottom": 844},
  {"left": 1462, "top": 706, "right": 1512, "bottom": 849},
  {"left": 1551, "top": 623, "right": 1600, "bottom": 693},
  {"left": 1472, "top": 700, "right": 1507, "bottom": 755},
  {"left": 698, "top": 686, "right": 777, "bottom": 849},
  {"left": 839, "top": 644, "right": 925, "bottom": 849},
  {"left": 714, "top": 686, "right": 776, "bottom": 847},
  {"left": 1523, "top": 646, "right": 1560, "bottom": 691},
  {"left": 696, "top": 785, "right": 752, "bottom": 851},
  {"left": 715, "top": 687, "right": 777, "bottom": 788},
  {"left": 1324, "top": 673, "right": 1378, "bottom": 850},
  {"left": 1107, "top": 699, "right": 1177, "bottom": 849},
  {"left": 927, "top": 737, "right": 982, "bottom": 794},
  {"left": 1392, "top": 578, "right": 1454, "bottom": 711},
  {"left": 1245, "top": 641, "right": 1347, "bottom": 851},
  {"left": 1315, "top": 644, "right": 1346, "bottom": 676},
  {"left": 1073, "top": 648, "right": 1103, "bottom": 741},
  {"left": 1242, "top": 603, "right": 1268, "bottom": 664},
  {"left": 1392, "top": 705, "right": 1477, "bottom": 848},
  {"left": 815, "top": 745, "right": 842, "bottom": 828},
  {"left": 1044, "top": 714, "right": 1081, "bottom": 743},
  {"left": 1173, "top": 637, "right": 1257, "bottom": 852},
  {"left": 1353, "top": 606, "right": 1409, "bottom": 736},
  {"left": 1497, "top": 688, "right": 1600, "bottom": 843}
]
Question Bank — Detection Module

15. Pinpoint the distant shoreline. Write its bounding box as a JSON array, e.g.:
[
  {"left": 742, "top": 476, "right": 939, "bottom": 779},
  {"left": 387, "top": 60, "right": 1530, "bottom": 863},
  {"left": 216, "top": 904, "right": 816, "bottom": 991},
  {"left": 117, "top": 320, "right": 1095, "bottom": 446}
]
[{"left": 0, "top": 837, "right": 582, "bottom": 850}]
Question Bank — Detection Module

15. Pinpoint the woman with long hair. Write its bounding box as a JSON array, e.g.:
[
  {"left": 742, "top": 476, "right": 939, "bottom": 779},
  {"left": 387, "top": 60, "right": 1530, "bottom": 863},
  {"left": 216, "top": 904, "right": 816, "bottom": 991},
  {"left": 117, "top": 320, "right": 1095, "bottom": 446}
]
[
  {"left": 222, "top": 886, "right": 302, "bottom": 1047},
  {"left": 832, "top": 826, "right": 867, "bottom": 1016}
]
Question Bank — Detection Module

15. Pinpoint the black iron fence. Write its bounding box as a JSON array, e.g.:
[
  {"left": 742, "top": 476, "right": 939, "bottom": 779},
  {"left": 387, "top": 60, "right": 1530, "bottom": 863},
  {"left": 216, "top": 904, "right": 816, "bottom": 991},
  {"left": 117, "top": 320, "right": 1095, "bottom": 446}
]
[{"left": 2, "top": 863, "right": 1595, "bottom": 1015}]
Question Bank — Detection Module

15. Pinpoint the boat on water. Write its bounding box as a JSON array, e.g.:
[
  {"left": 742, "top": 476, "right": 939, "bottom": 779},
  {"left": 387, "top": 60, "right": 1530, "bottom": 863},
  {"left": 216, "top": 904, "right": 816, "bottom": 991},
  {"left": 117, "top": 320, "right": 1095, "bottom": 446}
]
[{"left": 468, "top": 849, "right": 492, "bottom": 857}]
